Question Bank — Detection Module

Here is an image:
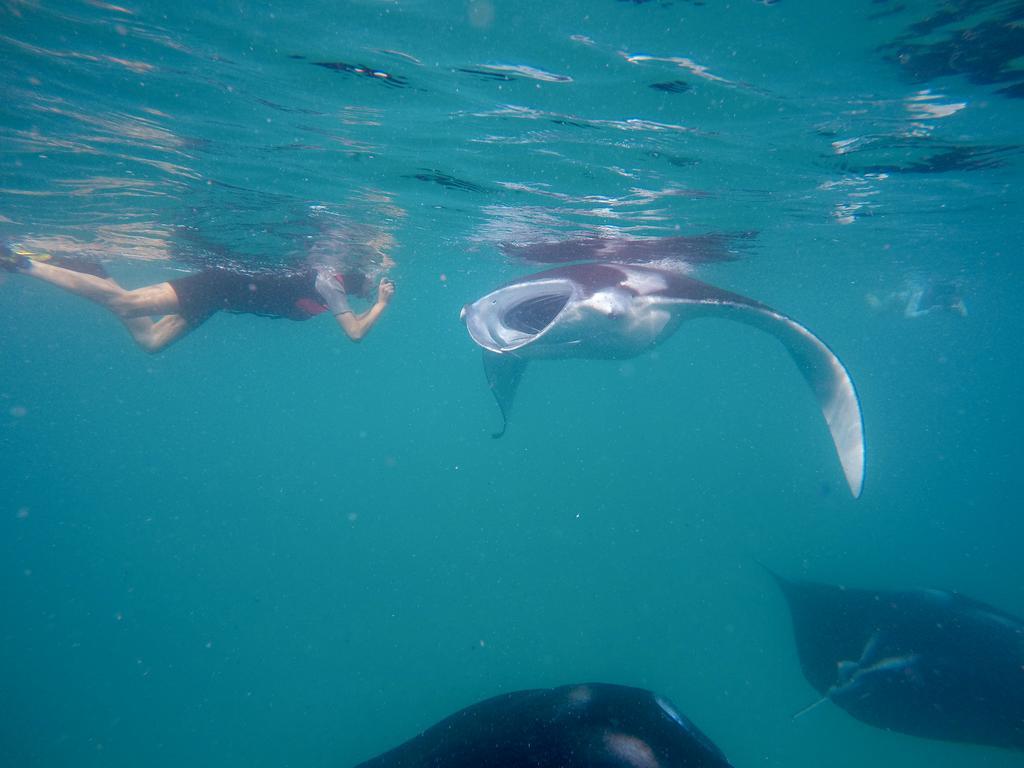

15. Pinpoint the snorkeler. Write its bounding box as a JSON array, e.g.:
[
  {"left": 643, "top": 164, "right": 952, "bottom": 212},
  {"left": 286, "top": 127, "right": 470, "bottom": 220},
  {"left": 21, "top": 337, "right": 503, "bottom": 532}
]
[
  {"left": 866, "top": 276, "right": 967, "bottom": 319},
  {"left": 902, "top": 278, "right": 967, "bottom": 318},
  {"left": 1, "top": 242, "right": 395, "bottom": 352}
]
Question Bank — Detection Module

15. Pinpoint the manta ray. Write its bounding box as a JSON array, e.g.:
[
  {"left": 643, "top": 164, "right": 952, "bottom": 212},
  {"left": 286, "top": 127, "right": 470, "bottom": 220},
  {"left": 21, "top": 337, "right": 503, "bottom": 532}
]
[
  {"left": 767, "top": 569, "right": 1024, "bottom": 750},
  {"left": 353, "top": 682, "right": 734, "bottom": 768},
  {"left": 461, "top": 261, "right": 865, "bottom": 497}
]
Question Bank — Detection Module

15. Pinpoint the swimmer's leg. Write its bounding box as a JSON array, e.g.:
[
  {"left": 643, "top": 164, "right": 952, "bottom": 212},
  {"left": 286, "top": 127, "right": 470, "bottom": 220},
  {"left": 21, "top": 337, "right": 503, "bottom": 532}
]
[
  {"left": 15, "top": 259, "right": 193, "bottom": 352},
  {"left": 18, "top": 259, "right": 181, "bottom": 317},
  {"left": 121, "top": 314, "right": 192, "bottom": 353}
]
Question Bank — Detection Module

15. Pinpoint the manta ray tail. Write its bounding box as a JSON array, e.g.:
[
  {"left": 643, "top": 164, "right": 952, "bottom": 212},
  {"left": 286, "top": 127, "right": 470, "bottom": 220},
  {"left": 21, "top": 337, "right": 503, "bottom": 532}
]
[
  {"left": 791, "top": 696, "right": 830, "bottom": 720},
  {"left": 483, "top": 351, "right": 526, "bottom": 438}
]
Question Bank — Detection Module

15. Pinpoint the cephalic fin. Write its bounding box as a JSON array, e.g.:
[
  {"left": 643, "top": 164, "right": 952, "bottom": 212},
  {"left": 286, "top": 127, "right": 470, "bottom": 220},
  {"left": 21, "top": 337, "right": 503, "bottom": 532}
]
[{"left": 483, "top": 351, "right": 527, "bottom": 439}]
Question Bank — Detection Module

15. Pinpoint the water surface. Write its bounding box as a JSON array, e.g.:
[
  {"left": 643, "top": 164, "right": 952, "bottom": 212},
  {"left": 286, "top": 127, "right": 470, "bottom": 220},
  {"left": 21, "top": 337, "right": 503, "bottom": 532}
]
[{"left": 2, "top": 1, "right": 1023, "bottom": 766}]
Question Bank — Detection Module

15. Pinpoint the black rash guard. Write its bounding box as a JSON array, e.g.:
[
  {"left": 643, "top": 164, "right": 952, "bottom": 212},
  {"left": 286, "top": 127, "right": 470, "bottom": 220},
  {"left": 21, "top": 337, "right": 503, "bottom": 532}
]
[{"left": 170, "top": 267, "right": 353, "bottom": 326}]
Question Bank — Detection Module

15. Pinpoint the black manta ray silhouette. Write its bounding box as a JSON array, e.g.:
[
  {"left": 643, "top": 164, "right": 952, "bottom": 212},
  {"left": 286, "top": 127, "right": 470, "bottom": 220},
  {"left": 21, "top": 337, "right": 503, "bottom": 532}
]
[
  {"left": 352, "top": 682, "right": 735, "bottom": 768},
  {"left": 768, "top": 569, "right": 1024, "bottom": 750}
]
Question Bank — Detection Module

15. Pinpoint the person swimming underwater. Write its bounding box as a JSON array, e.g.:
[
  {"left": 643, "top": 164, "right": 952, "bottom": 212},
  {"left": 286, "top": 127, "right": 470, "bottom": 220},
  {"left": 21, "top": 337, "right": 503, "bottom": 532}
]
[
  {"left": 866, "top": 276, "right": 967, "bottom": 319},
  {"left": 1, "top": 241, "right": 395, "bottom": 352}
]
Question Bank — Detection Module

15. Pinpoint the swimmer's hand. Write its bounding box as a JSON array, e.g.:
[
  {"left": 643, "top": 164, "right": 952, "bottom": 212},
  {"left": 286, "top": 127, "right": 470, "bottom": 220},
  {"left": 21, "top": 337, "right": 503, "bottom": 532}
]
[{"left": 377, "top": 277, "right": 395, "bottom": 305}]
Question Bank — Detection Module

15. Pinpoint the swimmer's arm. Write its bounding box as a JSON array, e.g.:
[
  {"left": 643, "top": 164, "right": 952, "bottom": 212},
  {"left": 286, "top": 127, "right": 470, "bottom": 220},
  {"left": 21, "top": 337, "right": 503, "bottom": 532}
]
[
  {"left": 334, "top": 279, "right": 394, "bottom": 342},
  {"left": 336, "top": 303, "right": 387, "bottom": 341}
]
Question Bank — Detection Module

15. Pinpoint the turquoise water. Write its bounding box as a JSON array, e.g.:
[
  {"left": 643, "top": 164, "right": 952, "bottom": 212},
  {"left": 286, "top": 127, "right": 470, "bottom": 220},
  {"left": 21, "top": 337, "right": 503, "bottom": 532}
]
[{"left": 2, "top": 1, "right": 1023, "bottom": 766}]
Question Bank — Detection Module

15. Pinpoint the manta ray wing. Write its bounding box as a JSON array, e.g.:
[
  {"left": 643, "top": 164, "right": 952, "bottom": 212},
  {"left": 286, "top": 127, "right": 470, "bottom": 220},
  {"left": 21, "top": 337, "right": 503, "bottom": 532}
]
[{"left": 666, "top": 288, "right": 865, "bottom": 498}]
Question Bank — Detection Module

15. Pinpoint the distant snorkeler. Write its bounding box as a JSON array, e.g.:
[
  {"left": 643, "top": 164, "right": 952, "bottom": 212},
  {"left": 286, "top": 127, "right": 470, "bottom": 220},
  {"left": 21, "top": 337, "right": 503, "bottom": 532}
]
[
  {"left": 1, "top": 238, "right": 395, "bottom": 352},
  {"left": 866, "top": 276, "right": 967, "bottom": 319}
]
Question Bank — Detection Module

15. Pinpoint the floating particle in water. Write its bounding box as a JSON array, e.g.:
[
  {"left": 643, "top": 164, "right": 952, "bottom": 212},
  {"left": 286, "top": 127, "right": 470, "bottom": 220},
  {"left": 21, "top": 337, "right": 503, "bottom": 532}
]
[{"left": 9, "top": 405, "right": 27, "bottom": 418}]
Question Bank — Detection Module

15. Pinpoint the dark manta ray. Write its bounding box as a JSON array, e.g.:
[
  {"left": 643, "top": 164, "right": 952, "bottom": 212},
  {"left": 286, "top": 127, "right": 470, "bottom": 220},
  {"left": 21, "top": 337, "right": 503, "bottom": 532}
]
[
  {"left": 352, "top": 682, "right": 734, "bottom": 768},
  {"left": 768, "top": 570, "right": 1024, "bottom": 749},
  {"left": 460, "top": 262, "right": 865, "bottom": 497}
]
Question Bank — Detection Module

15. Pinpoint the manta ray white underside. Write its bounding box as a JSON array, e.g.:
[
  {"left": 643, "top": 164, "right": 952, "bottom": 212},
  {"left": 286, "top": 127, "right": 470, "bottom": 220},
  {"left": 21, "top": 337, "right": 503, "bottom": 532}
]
[{"left": 462, "top": 262, "right": 865, "bottom": 498}]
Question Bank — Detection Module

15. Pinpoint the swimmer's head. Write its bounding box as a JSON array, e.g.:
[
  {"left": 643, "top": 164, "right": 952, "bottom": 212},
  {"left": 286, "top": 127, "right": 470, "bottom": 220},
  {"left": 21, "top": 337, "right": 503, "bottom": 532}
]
[
  {"left": 350, "top": 253, "right": 395, "bottom": 294},
  {"left": 308, "top": 221, "right": 394, "bottom": 297},
  {"left": 342, "top": 270, "right": 373, "bottom": 298},
  {"left": 922, "top": 280, "right": 958, "bottom": 308}
]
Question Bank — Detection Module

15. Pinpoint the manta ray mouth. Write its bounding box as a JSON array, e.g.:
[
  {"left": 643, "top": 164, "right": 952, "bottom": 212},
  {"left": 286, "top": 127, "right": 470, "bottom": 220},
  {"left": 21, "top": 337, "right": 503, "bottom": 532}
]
[
  {"left": 504, "top": 291, "right": 571, "bottom": 334},
  {"left": 463, "top": 279, "right": 575, "bottom": 352}
]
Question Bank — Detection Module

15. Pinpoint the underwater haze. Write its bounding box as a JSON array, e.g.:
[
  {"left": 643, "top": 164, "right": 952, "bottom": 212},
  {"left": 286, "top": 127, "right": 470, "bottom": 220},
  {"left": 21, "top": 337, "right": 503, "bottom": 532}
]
[{"left": 2, "top": 1, "right": 1023, "bottom": 766}]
